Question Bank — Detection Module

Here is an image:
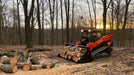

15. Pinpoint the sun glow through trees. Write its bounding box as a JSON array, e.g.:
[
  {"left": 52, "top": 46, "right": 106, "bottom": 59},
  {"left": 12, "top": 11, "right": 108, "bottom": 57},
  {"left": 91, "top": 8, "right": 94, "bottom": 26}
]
[{"left": 96, "top": 24, "right": 110, "bottom": 29}]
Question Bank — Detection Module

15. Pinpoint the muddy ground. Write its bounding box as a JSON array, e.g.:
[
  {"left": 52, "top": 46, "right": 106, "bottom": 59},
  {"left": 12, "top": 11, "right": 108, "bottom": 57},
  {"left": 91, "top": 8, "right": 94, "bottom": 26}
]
[{"left": 0, "top": 45, "right": 134, "bottom": 75}]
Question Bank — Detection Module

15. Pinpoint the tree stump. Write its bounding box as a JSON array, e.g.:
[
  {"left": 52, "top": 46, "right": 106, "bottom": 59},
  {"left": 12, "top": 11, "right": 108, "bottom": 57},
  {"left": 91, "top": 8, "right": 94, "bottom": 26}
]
[
  {"left": 1, "top": 56, "right": 8, "bottom": 63},
  {"left": 3, "top": 57, "right": 18, "bottom": 65},
  {"left": 0, "top": 64, "right": 18, "bottom": 73},
  {"left": 31, "top": 65, "right": 42, "bottom": 70}
]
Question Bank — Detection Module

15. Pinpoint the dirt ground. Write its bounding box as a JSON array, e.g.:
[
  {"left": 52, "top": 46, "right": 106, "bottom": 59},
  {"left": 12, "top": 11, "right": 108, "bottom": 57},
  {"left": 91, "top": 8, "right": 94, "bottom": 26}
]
[{"left": 0, "top": 45, "right": 134, "bottom": 75}]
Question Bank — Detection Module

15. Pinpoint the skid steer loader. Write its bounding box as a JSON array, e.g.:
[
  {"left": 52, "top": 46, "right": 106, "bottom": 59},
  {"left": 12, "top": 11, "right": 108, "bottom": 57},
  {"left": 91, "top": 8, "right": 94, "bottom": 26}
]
[{"left": 58, "top": 29, "right": 113, "bottom": 63}]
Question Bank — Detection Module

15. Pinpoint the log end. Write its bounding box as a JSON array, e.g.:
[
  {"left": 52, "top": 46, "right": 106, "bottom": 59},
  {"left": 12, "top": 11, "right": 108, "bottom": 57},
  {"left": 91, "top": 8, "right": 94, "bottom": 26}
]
[
  {"left": 10, "top": 57, "right": 18, "bottom": 65},
  {"left": 1, "top": 56, "right": 8, "bottom": 63},
  {"left": 12, "top": 65, "right": 18, "bottom": 73},
  {"left": 23, "top": 64, "right": 31, "bottom": 71}
]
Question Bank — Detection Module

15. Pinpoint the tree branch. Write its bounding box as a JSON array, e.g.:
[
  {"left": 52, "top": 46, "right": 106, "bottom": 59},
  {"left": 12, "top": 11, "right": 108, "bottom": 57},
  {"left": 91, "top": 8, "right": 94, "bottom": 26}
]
[
  {"left": 29, "top": 0, "right": 35, "bottom": 18},
  {"left": 106, "top": 0, "right": 112, "bottom": 11}
]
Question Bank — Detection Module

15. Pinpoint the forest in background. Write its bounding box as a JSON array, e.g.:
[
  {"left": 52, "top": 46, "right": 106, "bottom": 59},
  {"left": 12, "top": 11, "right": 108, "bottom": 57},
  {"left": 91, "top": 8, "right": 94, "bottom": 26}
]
[{"left": 0, "top": 0, "right": 133, "bottom": 48}]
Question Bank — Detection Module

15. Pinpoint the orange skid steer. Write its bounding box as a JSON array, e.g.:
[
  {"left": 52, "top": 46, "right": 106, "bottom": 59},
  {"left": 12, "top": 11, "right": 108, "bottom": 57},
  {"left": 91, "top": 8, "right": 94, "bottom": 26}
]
[{"left": 58, "top": 29, "right": 113, "bottom": 63}]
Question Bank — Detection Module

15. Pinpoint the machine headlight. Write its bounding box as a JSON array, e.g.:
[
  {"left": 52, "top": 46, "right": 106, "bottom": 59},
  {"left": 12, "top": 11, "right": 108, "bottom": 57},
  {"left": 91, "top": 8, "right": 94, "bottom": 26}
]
[{"left": 81, "top": 30, "right": 83, "bottom": 32}]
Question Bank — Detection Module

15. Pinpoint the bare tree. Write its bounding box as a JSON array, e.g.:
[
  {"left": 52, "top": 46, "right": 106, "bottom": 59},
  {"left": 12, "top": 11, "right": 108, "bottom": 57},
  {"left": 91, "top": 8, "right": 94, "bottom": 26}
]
[
  {"left": 64, "top": 0, "right": 70, "bottom": 43},
  {"left": 60, "top": 0, "right": 64, "bottom": 44},
  {"left": 122, "top": 0, "right": 132, "bottom": 30},
  {"left": 55, "top": 0, "right": 59, "bottom": 45},
  {"left": 17, "top": 0, "right": 22, "bottom": 44},
  {"left": 91, "top": 0, "right": 97, "bottom": 29},
  {"left": 101, "top": 0, "right": 112, "bottom": 35},
  {"left": 37, "top": 0, "right": 43, "bottom": 45},
  {"left": 12, "top": 0, "right": 18, "bottom": 45},
  {"left": 111, "top": 0, "right": 114, "bottom": 32},
  {"left": 48, "top": 0, "right": 55, "bottom": 46},
  {"left": 0, "top": 0, "right": 2, "bottom": 44},
  {"left": 21, "top": 0, "right": 35, "bottom": 48},
  {"left": 87, "top": 0, "right": 93, "bottom": 29},
  {"left": 71, "top": 0, "right": 75, "bottom": 43},
  {"left": 41, "top": 0, "right": 45, "bottom": 45}
]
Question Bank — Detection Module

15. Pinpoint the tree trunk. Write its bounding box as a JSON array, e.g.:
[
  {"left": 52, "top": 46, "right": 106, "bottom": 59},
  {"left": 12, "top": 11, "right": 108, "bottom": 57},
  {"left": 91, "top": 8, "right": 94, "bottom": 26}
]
[
  {"left": 21, "top": 0, "right": 35, "bottom": 48},
  {"left": 48, "top": 0, "right": 55, "bottom": 46},
  {"left": 25, "top": 18, "right": 33, "bottom": 48},
  {"left": 0, "top": 64, "right": 18, "bottom": 73},
  {"left": 64, "top": 0, "right": 70, "bottom": 43},
  {"left": 87, "top": 0, "right": 93, "bottom": 29},
  {"left": 17, "top": 62, "right": 31, "bottom": 71},
  {"left": 3, "top": 57, "right": 18, "bottom": 65},
  {"left": 30, "top": 57, "right": 40, "bottom": 64},
  {"left": 56, "top": 0, "right": 59, "bottom": 45},
  {"left": 122, "top": 0, "right": 131, "bottom": 30},
  {"left": 71, "top": 0, "right": 75, "bottom": 43},
  {"left": 37, "top": 0, "right": 43, "bottom": 45},
  {"left": 41, "top": 0, "right": 45, "bottom": 45},
  {"left": 17, "top": 0, "right": 22, "bottom": 45},
  {"left": 0, "top": 0, "right": 2, "bottom": 44},
  {"left": 46, "top": 63, "right": 55, "bottom": 69},
  {"left": 92, "top": 0, "right": 97, "bottom": 29},
  {"left": 111, "top": 0, "right": 114, "bottom": 33},
  {"left": 103, "top": 0, "right": 107, "bottom": 35},
  {"left": 31, "top": 65, "right": 42, "bottom": 70},
  {"left": 60, "top": 0, "right": 64, "bottom": 45}
]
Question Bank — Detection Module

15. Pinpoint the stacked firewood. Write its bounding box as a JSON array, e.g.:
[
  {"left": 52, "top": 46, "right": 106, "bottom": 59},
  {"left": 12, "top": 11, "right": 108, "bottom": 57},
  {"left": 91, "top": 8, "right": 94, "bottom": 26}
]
[
  {"left": 0, "top": 48, "right": 55, "bottom": 73},
  {"left": 59, "top": 46, "right": 87, "bottom": 62}
]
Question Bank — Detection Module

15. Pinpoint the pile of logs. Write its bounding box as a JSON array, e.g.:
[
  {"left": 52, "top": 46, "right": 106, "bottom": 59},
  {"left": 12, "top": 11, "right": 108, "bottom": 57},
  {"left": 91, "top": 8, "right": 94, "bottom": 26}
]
[
  {"left": 0, "top": 48, "right": 55, "bottom": 73},
  {"left": 59, "top": 46, "right": 87, "bottom": 62}
]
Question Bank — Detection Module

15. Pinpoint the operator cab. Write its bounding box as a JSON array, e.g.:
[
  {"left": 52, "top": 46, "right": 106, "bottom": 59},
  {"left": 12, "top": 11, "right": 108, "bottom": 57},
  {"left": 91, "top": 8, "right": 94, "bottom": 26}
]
[{"left": 80, "top": 29, "right": 102, "bottom": 46}]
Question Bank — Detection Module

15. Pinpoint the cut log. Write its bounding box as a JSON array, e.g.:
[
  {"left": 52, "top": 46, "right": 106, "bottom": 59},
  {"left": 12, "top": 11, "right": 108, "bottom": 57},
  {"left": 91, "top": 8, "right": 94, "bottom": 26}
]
[
  {"left": 46, "top": 63, "right": 55, "bottom": 69},
  {"left": 17, "top": 62, "right": 31, "bottom": 71},
  {"left": 23, "top": 64, "right": 31, "bottom": 71},
  {"left": 42, "top": 64, "right": 47, "bottom": 68},
  {"left": 76, "top": 53, "right": 84, "bottom": 57},
  {"left": 66, "top": 51, "right": 73, "bottom": 55},
  {"left": 72, "top": 56, "right": 79, "bottom": 62},
  {"left": 60, "top": 53, "right": 63, "bottom": 57},
  {"left": 62, "top": 49, "right": 69, "bottom": 55},
  {"left": 64, "top": 46, "right": 71, "bottom": 49},
  {"left": 1, "top": 56, "right": 8, "bottom": 63},
  {"left": 30, "top": 57, "right": 40, "bottom": 64},
  {"left": 68, "top": 55, "right": 72, "bottom": 60},
  {"left": 74, "top": 47, "right": 81, "bottom": 51},
  {"left": 70, "top": 46, "right": 78, "bottom": 51},
  {"left": 3, "top": 57, "right": 18, "bottom": 65},
  {"left": 64, "top": 55, "right": 68, "bottom": 59},
  {"left": 0, "top": 51, "right": 15, "bottom": 57},
  {"left": 60, "top": 49, "right": 64, "bottom": 53},
  {"left": 31, "top": 65, "right": 42, "bottom": 70},
  {"left": 79, "top": 48, "right": 86, "bottom": 51},
  {"left": 0, "top": 64, "right": 18, "bottom": 73},
  {"left": 70, "top": 52, "right": 76, "bottom": 56}
]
